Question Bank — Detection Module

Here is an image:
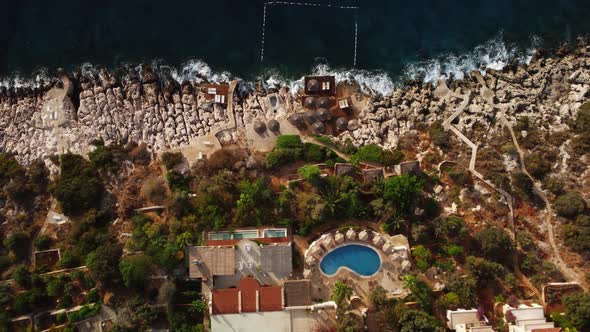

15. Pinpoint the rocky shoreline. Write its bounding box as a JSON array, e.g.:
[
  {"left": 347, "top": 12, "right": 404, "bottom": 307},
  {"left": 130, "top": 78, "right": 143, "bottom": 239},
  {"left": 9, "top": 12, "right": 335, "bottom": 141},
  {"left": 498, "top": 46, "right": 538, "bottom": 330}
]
[{"left": 1, "top": 39, "right": 590, "bottom": 165}]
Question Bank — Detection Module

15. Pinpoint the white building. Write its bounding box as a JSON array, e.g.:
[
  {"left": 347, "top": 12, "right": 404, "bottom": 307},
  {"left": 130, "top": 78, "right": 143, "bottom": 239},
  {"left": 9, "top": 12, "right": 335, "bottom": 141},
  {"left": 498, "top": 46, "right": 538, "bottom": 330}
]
[
  {"left": 502, "top": 303, "right": 558, "bottom": 332},
  {"left": 446, "top": 309, "right": 494, "bottom": 332}
]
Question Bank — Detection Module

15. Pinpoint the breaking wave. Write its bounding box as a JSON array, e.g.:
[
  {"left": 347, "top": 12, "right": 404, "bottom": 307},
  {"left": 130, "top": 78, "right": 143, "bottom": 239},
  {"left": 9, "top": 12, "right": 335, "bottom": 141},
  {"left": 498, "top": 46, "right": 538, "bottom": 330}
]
[
  {"left": 0, "top": 33, "right": 542, "bottom": 97},
  {"left": 402, "top": 34, "right": 542, "bottom": 84}
]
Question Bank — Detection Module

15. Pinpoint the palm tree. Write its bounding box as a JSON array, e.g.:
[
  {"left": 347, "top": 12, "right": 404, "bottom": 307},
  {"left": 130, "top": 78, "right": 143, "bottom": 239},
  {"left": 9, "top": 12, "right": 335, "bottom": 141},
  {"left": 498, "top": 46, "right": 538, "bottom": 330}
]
[{"left": 332, "top": 281, "right": 353, "bottom": 307}]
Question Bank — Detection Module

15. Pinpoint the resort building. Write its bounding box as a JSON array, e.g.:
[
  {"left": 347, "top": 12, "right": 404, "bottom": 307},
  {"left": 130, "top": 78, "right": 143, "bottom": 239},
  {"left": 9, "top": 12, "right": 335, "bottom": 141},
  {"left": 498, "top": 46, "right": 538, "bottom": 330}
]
[
  {"left": 502, "top": 303, "right": 557, "bottom": 332},
  {"left": 396, "top": 160, "right": 421, "bottom": 176},
  {"left": 362, "top": 168, "right": 384, "bottom": 184},
  {"left": 446, "top": 309, "right": 494, "bottom": 332},
  {"left": 204, "top": 84, "right": 229, "bottom": 104}
]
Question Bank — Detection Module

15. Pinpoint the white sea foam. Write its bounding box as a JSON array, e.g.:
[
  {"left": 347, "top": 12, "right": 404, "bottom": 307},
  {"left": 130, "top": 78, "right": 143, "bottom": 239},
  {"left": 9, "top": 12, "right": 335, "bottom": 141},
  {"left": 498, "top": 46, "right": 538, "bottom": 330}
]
[
  {"left": 0, "top": 34, "right": 542, "bottom": 96},
  {"left": 402, "top": 34, "right": 541, "bottom": 85},
  {"left": 0, "top": 68, "right": 52, "bottom": 89},
  {"left": 167, "top": 60, "right": 233, "bottom": 84}
]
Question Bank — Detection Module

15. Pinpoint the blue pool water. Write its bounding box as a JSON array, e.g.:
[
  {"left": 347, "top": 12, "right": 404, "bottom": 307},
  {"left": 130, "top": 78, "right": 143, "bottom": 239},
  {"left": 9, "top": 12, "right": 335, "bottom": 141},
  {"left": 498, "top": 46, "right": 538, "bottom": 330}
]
[{"left": 320, "top": 244, "right": 381, "bottom": 277}]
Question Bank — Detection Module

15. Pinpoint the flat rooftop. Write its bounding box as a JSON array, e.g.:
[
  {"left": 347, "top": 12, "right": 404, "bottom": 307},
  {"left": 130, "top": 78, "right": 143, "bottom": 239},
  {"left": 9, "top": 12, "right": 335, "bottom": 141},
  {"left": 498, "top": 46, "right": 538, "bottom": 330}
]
[{"left": 188, "top": 246, "right": 235, "bottom": 279}]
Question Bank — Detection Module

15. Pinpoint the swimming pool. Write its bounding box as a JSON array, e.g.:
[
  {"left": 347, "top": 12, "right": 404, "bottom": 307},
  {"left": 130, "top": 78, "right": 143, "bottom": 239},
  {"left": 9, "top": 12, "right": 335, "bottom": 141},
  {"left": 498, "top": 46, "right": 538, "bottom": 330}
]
[
  {"left": 263, "top": 228, "right": 287, "bottom": 238},
  {"left": 208, "top": 230, "right": 259, "bottom": 240},
  {"left": 319, "top": 244, "right": 381, "bottom": 277}
]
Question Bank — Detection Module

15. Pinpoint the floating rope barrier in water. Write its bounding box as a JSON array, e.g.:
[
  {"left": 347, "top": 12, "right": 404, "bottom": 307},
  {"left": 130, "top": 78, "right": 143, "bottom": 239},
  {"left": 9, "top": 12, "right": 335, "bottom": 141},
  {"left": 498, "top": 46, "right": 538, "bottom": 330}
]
[{"left": 260, "top": 1, "right": 359, "bottom": 66}]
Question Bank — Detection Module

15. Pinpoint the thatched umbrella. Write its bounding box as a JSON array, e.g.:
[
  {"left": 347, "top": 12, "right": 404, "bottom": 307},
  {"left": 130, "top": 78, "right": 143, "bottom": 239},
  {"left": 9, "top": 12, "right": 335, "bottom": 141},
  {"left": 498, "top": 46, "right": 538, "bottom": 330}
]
[
  {"left": 306, "top": 255, "right": 317, "bottom": 266},
  {"left": 317, "top": 108, "right": 331, "bottom": 121},
  {"left": 400, "top": 260, "right": 411, "bottom": 273},
  {"left": 316, "top": 96, "right": 331, "bottom": 108},
  {"left": 253, "top": 120, "right": 266, "bottom": 134},
  {"left": 304, "top": 96, "right": 316, "bottom": 109},
  {"left": 288, "top": 113, "right": 305, "bottom": 128},
  {"left": 322, "top": 233, "right": 335, "bottom": 248},
  {"left": 305, "top": 110, "right": 319, "bottom": 124},
  {"left": 307, "top": 79, "right": 320, "bottom": 93},
  {"left": 311, "top": 121, "right": 325, "bottom": 134},
  {"left": 335, "top": 117, "right": 348, "bottom": 131},
  {"left": 310, "top": 244, "right": 322, "bottom": 256},
  {"left": 372, "top": 234, "right": 384, "bottom": 248},
  {"left": 267, "top": 119, "right": 280, "bottom": 133},
  {"left": 358, "top": 230, "right": 369, "bottom": 241},
  {"left": 382, "top": 242, "right": 392, "bottom": 254},
  {"left": 346, "top": 228, "right": 357, "bottom": 241},
  {"left": 334, "top": 231, "right": 344, "bottom": 244},
  {"left": 347, "top": 119, "right": 360, "bottom": 131}
]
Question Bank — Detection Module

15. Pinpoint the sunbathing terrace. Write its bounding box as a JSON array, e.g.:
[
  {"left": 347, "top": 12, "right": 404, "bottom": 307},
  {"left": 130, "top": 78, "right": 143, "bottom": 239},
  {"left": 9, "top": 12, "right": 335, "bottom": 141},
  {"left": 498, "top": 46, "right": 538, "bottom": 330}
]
[
  {"left": 303, "top": 229, "right": 412, "bottom": 303},
  {"left": 188, "top": 238, "right": 292, "bottom": 289}
]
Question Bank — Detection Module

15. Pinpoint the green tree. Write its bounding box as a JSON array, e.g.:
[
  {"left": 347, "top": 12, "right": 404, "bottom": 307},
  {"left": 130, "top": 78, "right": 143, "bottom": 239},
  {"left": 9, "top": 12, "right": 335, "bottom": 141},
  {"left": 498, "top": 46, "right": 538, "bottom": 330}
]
[
  {"left": 13, "top": 265, "right": 31, "bottom": 287},
  {"left": 554, "top": 192, "right": 586, "bottom": 219},
  {"left": 402, "top": 274, "right": 433, "bottom": 312},
  {"left": 413, "top": 245, "right": 432, "bottom": 272},
  {"left": 55, "top": 153, "right": 104, "bottom": 215},
  {"left": 4, "top": 232, "right": 30, "bottom": 261},
  {"left": 381, "top": 175, "right": 423, "bottom": 222},
  {"left": 435, "top": 215, "right": 468, "bottom": 240},
  {"left": 34, "top": 235, "right": 52, "bottom": 251},
  {"left": 119, "top": 254, "right": 153, "bottom": 289},
  {"left": 189, "top": 298, "right": 207, "bottom": 313},
  {"left": 465, "top": 256, "right": 505, "bottom": 284},
  {"left": 446, "top": 273, "right": 477, "bottom": 307},
  {"left": 474, "top": 226, "right": 513, "bottom": 263},
  {"left": 332, "top": 281, "right": 353, "bottom": 307},
  {"left": 298, "top": 164, "right": 321, "bottom": 182},
  {"left": 399, "top": 309, "right": 444, "bottom": 332},
  {"left": 160, "top": 152, "right": 184, "bottom": 170},
  {"left": 562, "top": 292, "right": 590, "bottom": 330},
  {"left": 86, "top": 244, "right": 122, "bottom": 286},
  {"left": 234, "top": 178, "right": 275, "bottom": 226}
]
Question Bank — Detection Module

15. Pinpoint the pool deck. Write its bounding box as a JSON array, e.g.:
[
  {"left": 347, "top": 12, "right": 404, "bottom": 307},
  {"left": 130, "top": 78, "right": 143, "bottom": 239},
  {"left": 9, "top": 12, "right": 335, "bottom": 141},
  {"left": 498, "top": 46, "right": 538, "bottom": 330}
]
[{"left": 302, "top": 230, "right": 412, "bottom": 304}]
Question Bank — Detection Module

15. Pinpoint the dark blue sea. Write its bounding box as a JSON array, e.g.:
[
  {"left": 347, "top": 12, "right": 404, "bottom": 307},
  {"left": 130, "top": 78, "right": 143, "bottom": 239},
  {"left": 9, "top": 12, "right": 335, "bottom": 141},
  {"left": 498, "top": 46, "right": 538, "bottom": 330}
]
[{"left": 1, "top": 0, "right": 590, "bottom": 93}]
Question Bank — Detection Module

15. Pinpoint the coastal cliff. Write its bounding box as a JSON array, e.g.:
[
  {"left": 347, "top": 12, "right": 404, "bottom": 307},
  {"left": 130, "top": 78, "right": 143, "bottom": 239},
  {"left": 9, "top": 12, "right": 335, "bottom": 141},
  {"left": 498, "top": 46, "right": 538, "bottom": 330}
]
[{"left": 1, "top": 40, "right": 589, "bottom": 166}]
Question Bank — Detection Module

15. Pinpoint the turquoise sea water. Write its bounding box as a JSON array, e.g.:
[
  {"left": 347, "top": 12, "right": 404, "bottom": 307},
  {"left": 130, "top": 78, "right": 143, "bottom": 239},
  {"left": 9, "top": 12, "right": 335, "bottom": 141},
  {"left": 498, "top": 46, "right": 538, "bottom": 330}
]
[
  {"left": 1, "top": 0, "right": 590, "bottom": 90},
  {"left": 320, "top": 244, "right": 381, "bottom": 276}
]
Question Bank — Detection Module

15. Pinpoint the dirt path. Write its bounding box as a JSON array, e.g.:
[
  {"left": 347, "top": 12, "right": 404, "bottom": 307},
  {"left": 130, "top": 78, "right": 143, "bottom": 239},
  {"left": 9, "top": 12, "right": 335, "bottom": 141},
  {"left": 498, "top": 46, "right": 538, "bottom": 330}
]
[
  {"left": 505, "top": 122, "right": 589, "bottom": 291},
  {"left": 439, "top": 82, "right": 541, "bottom": 298}
]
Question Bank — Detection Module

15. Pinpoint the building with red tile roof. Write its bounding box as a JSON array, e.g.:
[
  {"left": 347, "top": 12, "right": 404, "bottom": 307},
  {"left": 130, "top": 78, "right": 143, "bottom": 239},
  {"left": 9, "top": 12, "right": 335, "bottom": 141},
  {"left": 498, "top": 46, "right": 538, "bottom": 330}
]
[{"left": 211, "top": 277, "right": 283, "bottom": 315}]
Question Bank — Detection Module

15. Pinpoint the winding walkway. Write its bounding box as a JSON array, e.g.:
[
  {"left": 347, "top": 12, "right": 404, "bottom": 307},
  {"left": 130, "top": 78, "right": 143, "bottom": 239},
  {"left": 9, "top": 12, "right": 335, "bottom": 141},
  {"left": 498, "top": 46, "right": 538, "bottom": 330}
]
[{"left": 438, "top": 80, "right": 541, "bottom": 298}]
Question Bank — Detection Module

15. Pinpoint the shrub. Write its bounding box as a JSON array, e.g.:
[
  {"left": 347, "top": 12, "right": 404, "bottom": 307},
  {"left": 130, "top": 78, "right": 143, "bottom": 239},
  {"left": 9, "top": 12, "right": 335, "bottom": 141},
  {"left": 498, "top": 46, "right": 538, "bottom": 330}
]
[
  {"left": 475, "top": 226, "right": 513, "bottom": 263},
  {"left": 413, "top": 245, "right": 432, "bottom": 272},
  {"left": 119, "top": 254, "right": 153, "bottom": 289},
  {"left": 86, "top": 244, "right": 122, "bottom": 286},
  {"left": 435, "top": 215, "right": 468, "bottom": 240},
  {"left": 303, "top": 143, "right": 326, "bottom": 162},
  {"left": 275, "top": 135, "right": 304, "bottom": 149},
  {"left": 524, "top": 152, "right": 552, "bottom": 179},
  {"left": 166, "top": 171, "right": 190, "bottom": 192},
  {"left": 428, "top": 120, "right": 451, "bottom": 149},
  {"left": 563, "top": 215, "right": 590, "bottom": 253},
  {"left": 13, "top": 265, "right": 31, "bottom": 287},
  {"left": 354, "top": 144, "right": 385, "bottom": 164},
  {"left": 542, "top": 176, "right": 564, "bottom": 195},
  {"left": 298, "top": 165, "right": 321, "bottom": 182},
  {"left": 34, "top": 235, "right": 52, "bottom": 251},
  {"left": 4, "top": 232, "right": 30, "bottom": 261},
  {"left": 54, "top": 154, "right": 103, "bottom": 215},
  {"left": 574, "top": 102, "right": 590, "bottom": 133},
  {"left": 141, "top": 176, "right": 168, "bottom": 204},
  {"left": 383, "top": 149, "right": 404, "bottom": 166},
  {"left": 554, "top": 192, "right": 586, "bottom": 219},
  {"left": 160, "top": 152, "right": 184, "bottom": 170}
]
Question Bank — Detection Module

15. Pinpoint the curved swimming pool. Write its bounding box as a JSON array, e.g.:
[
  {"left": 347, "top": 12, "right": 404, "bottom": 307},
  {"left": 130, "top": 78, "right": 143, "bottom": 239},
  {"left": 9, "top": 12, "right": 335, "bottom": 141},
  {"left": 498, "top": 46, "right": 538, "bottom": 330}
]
[{"left": 320, "top": 244, "right": 381, "bottom": 277}]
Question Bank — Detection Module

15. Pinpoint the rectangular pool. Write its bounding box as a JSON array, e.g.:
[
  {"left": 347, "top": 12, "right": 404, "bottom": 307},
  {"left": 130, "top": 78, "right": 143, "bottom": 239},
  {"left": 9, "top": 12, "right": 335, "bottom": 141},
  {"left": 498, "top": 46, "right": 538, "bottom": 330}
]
[
  {"left": 263, "top": 228, "right": 287, "bottom": 238},
  {"left": 208, "top": 230, "right": 260, "bottom": 240}
]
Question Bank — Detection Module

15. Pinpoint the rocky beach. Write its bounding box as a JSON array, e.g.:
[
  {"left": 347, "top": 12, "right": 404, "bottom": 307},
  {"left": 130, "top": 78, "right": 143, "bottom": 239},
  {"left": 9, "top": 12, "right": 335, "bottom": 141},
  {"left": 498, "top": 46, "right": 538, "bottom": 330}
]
[{"left": 1, "top": 39, "right": 589, "bottom": 167}]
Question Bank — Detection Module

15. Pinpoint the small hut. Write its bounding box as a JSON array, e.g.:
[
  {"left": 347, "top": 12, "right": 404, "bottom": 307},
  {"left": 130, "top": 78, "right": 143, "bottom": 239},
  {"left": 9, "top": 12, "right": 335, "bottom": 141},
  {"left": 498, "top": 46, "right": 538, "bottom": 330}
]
[
  {"left": 317, "top": 108, "right": 331, "bottom": 121},
  {"left": 346, "top": 228, "right": 357, "bottom": 241},
  {"left": 335, "top": 117, "right": 348, "bottom": 131},
  {"left": 358, "top": 230, "right": 369, "bottom": 241},
  {"left": 253, "top": 121, "right": 267, "bottom": 134},
  {"left": 334, "top": 232, "right": 345, "bottom": 244},
  {"left": 288, "top": 113, "right": 305, "bottom": 128},
  {"left": 304, "top": 96, "right": 316, "bottom": 109},
  {"left": 311, "top": 121, "right": 325, "bottom": 134},
  {"left": 316, "top": 96, "right": 331, "bottom": 108},
  {"left": 267, "top": 119, "right": 280, "bottom": 133}
]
